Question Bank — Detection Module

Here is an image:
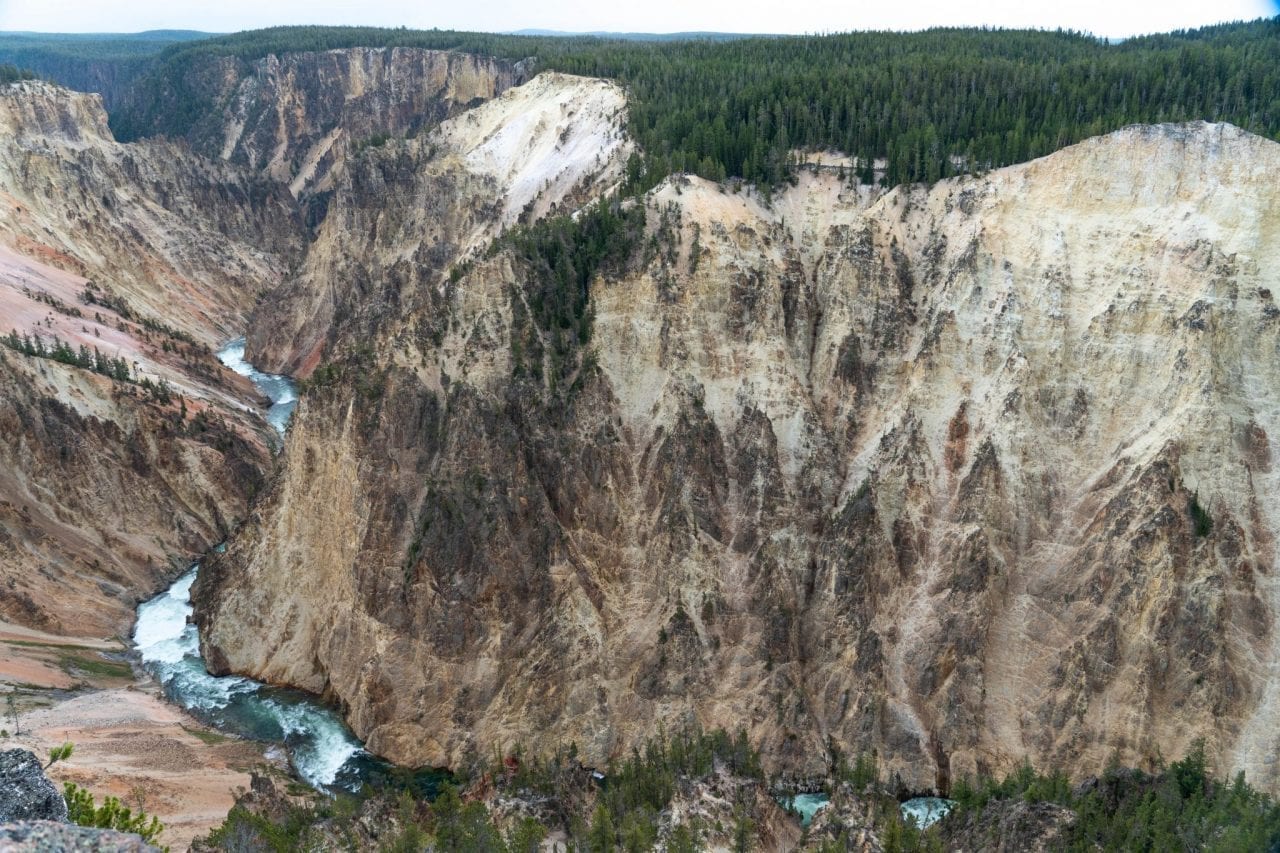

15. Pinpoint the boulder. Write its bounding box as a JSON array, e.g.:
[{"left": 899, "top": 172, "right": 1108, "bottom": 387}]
[
  {"left": 0, "top": 749, "right": 67, "bottom": 823},
  {"left": 0, "top": 821, "right": 158, "bottom": 851}
]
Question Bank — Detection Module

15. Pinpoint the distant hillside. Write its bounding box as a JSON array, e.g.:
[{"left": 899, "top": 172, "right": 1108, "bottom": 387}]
[
  {"left": 0, "top": 30, "right": 211, "bottom": 43},
  {"left": 0, "top": 30, "right": 213, "bottom": 109},
  {"left": 107, "top": 19, "right": 1280, "bottom": 187},
  {"left": 507, "top": 29, "right": 771, "bottom": 41}
]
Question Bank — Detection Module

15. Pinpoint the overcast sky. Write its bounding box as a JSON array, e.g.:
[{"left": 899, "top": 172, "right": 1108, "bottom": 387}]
[{"left": 0, "top": 0, "right": 1276, "bottom": 38}]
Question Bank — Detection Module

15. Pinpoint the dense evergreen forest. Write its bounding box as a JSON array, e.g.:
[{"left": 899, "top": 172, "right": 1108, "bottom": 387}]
[
  {"left": 107, "top": 18, "right": 1280, "bottom": 187},
  {"left": 0, "top": 31, "right": 210, "bottom": 109},
  {"left": 0, "top": 63, "right": 34, "bottom": 84}
]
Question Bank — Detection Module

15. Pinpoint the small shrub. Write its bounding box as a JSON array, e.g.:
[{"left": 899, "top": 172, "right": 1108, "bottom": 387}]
[
  {"left": 1188, "top": 492, "right": 1213, "bottom": 537},
  {"left": 64, "top": 783, "right": 166, "bottom": 848}
]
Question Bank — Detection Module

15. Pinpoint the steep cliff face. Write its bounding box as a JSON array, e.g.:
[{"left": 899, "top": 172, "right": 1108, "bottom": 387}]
[
  {"left": 0, "top": 80, "right": 297, "bottom": 635},
  {"left": 0, "top": 79, "right": 303, "bottom": 345},
  {"left": 196, "top": 110, "right": 1280, "bottom": 794},
  {"left": 243, "top": 71, "right": 631, "bottom": 374},
  {"left": 0, "top": 336, "right": 268, "bottom": 637},
  {"left": 0, "top": 52, "right": 549, "bottom": 639},
  {"left": 173, "top": 47, "right": 527, "bottom": 203}
]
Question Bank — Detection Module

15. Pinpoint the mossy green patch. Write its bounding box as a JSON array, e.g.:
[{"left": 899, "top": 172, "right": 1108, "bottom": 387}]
[
  {"left": 56, "top": 651, "right": 133, "bottom": 680},
  {"left": 181, "top": 724, "right": 233, "bottom": 746}
]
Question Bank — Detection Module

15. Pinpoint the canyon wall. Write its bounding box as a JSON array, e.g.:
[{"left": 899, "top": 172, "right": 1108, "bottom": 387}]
[
  {"left": 0, "top": 80, "right": 302, "bottom": 345},
  {"left": 118, "top": 46, "right": 529, "bottom": 210},
  {"left": 192, "top": 60, "right": 1280, "bottom": 796},
  {"left": 6, "top": 55, "right": 1278, "bottom": 800},
  {"left": 212, "top": 48, "right": 528, "bottom": 200},
  {"left": 242, "top": 71, "right": 631, "bottom": 375},
  {"left": 0, "top": 80, "right": 299, "bottom": 635},
  {"left": 0, "top": 47, "right": 534, "bottom": 640}
]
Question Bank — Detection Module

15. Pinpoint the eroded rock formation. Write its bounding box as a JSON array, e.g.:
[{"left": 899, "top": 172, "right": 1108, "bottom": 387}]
[
  {"left": 190, "top": 58, "right": 1280, "bottom": 798},
  {"left": 0, "top": 80, "right": 298, "bottom": 634},
  {"left": 0, "top": 51, "right": 546, "bottom": 638},
  {"left": 132, "top": 47, "right": 529, "bottom": 208},
  {"left": 243, "top": 71, "right": 632, "bottom": 374},
  {"left": 0, "top": 80, "right": 301, "bottom": 345}
]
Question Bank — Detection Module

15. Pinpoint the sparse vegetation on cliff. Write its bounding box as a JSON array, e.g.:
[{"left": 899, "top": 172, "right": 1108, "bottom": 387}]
[
  {"left": 501, "top": 198, "right": 646, "bottom": 390},
  {"left": 64, "top": 782, "right": 167, "bottom": 849},
  {"left": 198, "top": 732, "right": 1280, "bottom": 850},
  {"left": 4, "top": 330, "right": 133, "bottom": 382},
  {"left": 946, "top": 742, "right": 1280, "bottom": 851},
  {"left": 1, "top": 329, "right": 180, "bottom": 403},
  {"left": 1188, "top": 491, "right": 1214, "bottom": 538},
  {"left": 200, "top": 728, "right": 782, "bottom": 851}
]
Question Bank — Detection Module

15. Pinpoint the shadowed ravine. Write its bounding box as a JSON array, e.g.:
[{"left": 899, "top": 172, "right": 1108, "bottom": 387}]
[{"left": 128, "top": 339, "right": 371, "bottom": 791}]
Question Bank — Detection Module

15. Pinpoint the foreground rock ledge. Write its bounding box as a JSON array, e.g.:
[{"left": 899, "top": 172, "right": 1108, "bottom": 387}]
[
  {"left": 0, "top": 749, "right": 67, "bottom": 824},
  {"left": 0, "top": 821, "right": 158, "bottom": 852}
]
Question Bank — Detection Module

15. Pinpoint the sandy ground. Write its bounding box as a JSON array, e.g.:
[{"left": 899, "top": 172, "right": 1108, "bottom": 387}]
[
  {"left": 1, "top": 629, "right": 272, "bottom": 851},
  {"left": 0, "top": 620, "right": 118, "bottom": 647}
]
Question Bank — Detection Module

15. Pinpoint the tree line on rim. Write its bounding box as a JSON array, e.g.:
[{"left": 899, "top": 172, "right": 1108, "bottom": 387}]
[{"left": 102, "top": 18, "right": 1280, "bottom": 191}]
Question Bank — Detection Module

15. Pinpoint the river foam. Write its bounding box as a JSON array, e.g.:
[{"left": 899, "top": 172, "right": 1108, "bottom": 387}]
[
  {"left": 217, "top": 337, "right": 297, "bottom": 436},
  {"left": 129, "top": 340, "right": 366, "bottom": 790},
  {"left": 133, "top": 568, "right": 366, "bottom": 789},
  {"left": 901, "top": 796, "right": 954, "bottom": 828}
]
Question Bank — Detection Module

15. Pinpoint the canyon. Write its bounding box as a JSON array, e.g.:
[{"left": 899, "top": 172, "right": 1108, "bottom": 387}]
[
  {"left": 194, "top": 65, "right": 1280, "bottom": 793},
  {"left": 0, "top": 41, "right": 1279, "bottom": 850},
  {"left": 0, "top": 78, "right": 300, "bottom": 637}
]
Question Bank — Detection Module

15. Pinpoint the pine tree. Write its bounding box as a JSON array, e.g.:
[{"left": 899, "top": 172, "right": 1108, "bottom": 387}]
[{"left": 588, "top": 803, "right": 616, "bottom": 853}]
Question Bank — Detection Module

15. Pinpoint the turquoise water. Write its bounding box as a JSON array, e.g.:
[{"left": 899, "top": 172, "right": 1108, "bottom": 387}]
[
  {"left": 129, "top": 339, "right": 370, "bottom": 792},
  {"left": 133, "top": 569, "right": 369, "bottom": 790},
  {"left": 779, "top": 792, "right": 954, "bottom": 829},
  {"left": 900, "top": 796, "right": 954, "bottom": 828},
  {"left": 781, "top": 792, "right": 830, "bottom": 826}
]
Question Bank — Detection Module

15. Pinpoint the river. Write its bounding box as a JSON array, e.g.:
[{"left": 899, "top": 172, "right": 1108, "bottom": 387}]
[
  {"left": 216, "top": 337, "right": 298, "bottom": 437},
  {"left": 130, "top": 338, "right": 369, "bottom": 791},
  {"left": 779, "top": 792, "right": 954, "bottom": 829}
]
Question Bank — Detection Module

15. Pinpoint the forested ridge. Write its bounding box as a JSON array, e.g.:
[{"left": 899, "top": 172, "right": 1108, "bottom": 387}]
[
  {"left": 0, "top": 63, "right": 34, "bottom": 84},
  {"left": 0, "top": 31, "right": 210, "bottom": 109},
  {"left": 108, "top": 18, "right": 1280, "bottom": 187}
]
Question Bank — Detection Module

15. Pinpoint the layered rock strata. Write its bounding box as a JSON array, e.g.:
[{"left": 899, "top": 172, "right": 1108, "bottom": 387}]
[{"left": 195, "top": 73, "right": 1280, "bottom": 797}]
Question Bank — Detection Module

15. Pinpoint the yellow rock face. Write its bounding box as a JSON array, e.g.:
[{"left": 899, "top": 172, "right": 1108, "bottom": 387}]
[
  {"left": 0, "top": 80, "right": 301, "bottom": 635},
  {"left": 191, "top": 83, "right": 1280, "bottom": 795}
]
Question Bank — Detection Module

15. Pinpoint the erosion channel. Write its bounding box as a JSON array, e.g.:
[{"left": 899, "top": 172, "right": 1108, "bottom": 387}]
[{"left": 131, "top": 339, "right": 378, "bottom": 792}]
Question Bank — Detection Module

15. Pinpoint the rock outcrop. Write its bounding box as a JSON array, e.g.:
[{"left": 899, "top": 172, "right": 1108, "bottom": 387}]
[
  {"left": 800, "top": 784, "right": 885, "bottom": 851},
  {"left": 936, "top": 800, "right": 1076, "bottom": 852},
  {"left": 0, "top": 749, "right": 67, "bottom": 823},
  {"left": 0, "top": 45, "right": 554, "bottom": 638},
  {"left": 0, "top": 80, "right": 297, "bottom": 635},
  {"left": 195, "top": 110, "right": 1280, "bottom": 797},
  {"left": 0, "top": 821, "right": 159, "bottom": 852}
]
